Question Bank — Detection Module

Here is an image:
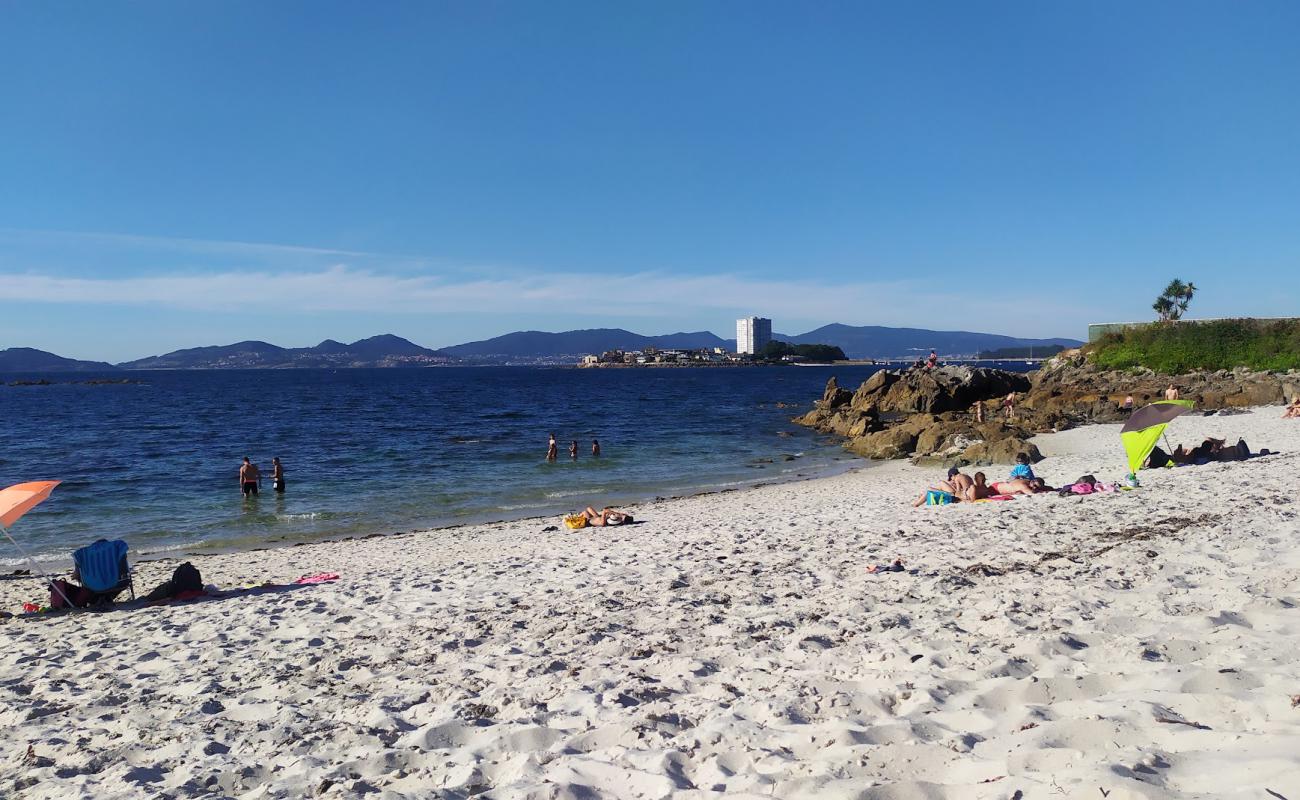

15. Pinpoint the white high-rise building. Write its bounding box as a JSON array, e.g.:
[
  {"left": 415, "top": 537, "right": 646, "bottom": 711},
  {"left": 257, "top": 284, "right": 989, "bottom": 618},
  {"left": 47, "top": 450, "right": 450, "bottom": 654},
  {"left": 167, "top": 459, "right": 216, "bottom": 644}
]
[{"left": 735, "top": 316, "right": 772, "bottom": 355}]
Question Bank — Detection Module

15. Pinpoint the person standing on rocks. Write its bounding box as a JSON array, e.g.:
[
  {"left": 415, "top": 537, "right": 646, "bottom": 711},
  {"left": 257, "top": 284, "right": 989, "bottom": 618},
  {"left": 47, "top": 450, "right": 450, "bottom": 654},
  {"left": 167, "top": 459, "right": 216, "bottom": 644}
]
[
  {"left": 1003, "top": 391, "right": 1017, "bottom": 421},
  {"left": 971, "top": 400, "right": 984, "bottom": 423},
  {"left": 1121, "top": 394, "right": 1134, "bottom": 415}
]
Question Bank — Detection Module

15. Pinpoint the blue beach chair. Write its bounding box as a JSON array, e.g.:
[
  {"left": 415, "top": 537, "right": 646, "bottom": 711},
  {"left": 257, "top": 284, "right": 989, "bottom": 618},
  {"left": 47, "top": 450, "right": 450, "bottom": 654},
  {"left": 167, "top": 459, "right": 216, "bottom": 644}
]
[{"left": 72, "top": 539, "right": 134, "bottom": 605}]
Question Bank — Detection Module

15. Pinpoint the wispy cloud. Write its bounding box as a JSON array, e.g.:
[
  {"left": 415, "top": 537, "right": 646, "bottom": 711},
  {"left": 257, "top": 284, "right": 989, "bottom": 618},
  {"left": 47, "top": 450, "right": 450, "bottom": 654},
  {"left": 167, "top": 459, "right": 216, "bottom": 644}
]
[
  {"left": 0, "top": 227, "right": 377, "bottom": 259},
  {"left": 0, "top": 264, "right": 1097, "bottom": 334},
  {"left": 0, "top": 228, "right": 1102, "bottom": 336}
]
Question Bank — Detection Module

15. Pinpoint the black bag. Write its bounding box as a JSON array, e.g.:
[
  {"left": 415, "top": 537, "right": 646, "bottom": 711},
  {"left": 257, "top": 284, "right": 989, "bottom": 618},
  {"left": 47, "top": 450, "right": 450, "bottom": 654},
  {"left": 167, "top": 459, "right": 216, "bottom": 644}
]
[
  {"left": 173, "top": 562, "right": 203, "bottom": 593},
  {"left": 143, "top": 562, "right": 204, "bottom": 601}
]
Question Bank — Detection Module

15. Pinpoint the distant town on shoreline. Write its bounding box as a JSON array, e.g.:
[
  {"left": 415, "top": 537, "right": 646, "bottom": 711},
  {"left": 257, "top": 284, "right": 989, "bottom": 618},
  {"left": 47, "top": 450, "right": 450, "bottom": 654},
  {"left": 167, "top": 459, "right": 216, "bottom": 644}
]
[{"left": 0, "top": 321, "right": 1082, "bottom": 372}]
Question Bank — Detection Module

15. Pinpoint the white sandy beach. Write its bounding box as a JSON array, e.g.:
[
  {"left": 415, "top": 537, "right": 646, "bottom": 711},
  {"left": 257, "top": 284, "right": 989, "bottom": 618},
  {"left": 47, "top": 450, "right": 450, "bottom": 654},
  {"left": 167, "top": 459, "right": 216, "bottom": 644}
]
[{"left": 3, "top": 408, "right": 1300, "bottom": 799}]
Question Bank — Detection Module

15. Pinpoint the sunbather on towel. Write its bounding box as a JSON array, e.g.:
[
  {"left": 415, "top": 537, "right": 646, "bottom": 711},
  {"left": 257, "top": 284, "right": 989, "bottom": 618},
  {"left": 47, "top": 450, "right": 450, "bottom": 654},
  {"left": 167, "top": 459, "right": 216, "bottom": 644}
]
[
  {"left": 989, "top": 477, "right": 1053, "bottom": 496},
  {"left": 582, "top": 506, "right": 633, "bottom": 526}
]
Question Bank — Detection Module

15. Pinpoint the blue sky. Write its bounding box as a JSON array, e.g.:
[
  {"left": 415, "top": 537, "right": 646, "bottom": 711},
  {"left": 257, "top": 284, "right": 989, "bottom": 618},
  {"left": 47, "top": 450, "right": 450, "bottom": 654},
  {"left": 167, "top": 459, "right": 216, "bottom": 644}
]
[{"left": 2, "top": 1, "right": 1298, "bottom": 361}]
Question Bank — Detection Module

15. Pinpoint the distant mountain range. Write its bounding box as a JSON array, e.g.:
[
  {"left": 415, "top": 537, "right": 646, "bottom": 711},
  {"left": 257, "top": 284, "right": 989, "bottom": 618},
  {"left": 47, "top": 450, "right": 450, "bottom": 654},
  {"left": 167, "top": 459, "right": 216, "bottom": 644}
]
[
  {"left": 0, "top": 347, "right": 119, "bottom": 373},
  {"left": 776, "top": 324, "right": 1081, "bottom": 360},
  {"left": 1, "top": 325, "right": 1083, "bottom": 372},
  {"left": 442, "top": 329, "right": 732, "bottom": 360},
  {"left": 446, "top": 324, "right": 1081, "bottom": 361},
  {"left": 117, "top": 335, "right": 454, "bottom": 370}
]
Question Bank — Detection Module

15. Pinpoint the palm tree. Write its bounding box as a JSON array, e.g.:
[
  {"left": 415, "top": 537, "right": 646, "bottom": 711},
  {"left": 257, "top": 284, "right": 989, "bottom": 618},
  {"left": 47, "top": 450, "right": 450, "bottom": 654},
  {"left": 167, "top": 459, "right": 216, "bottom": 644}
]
[
  {"left": 1176, "top": 282, "right": 1197, "bottom": 317},
  {"left": 1153, "top": 295, "right": 1176, "bottom": 321},
  {"left": 1154, "top": 279, "right": 1196, "bottom": 322}
]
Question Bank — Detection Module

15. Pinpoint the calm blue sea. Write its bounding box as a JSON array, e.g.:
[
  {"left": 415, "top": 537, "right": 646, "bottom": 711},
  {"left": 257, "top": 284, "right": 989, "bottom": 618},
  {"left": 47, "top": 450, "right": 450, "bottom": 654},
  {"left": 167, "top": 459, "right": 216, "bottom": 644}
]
[{"left": 0, "top": 364, "right": 1030, "bottom": 565}]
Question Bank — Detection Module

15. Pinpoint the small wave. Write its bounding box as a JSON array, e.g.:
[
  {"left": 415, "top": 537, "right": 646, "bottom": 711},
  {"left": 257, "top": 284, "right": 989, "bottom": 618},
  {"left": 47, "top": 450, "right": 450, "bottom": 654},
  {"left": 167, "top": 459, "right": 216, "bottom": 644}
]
[
  {"left": 137, "top": 539, "right": 210, "bottom": 556},
  {"left": 275, "top": 512, "right": 326, "bottom": 521},
  {"left": 544, "top": 487, "right": 609, "bottom": 499}
]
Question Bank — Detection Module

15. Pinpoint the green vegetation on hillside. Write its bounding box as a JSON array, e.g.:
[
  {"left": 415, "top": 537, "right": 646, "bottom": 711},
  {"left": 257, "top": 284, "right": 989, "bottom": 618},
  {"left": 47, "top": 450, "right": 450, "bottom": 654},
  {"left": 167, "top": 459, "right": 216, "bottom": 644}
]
[
  {"left": 759, "top": 341, "right": 847, "bottom": 362},
  {"left": 976, "top": 345, "right": 1068, "bottom": 360},
  {"left": 1088, "top": 318, "right": 1300, "bottom": 372}
]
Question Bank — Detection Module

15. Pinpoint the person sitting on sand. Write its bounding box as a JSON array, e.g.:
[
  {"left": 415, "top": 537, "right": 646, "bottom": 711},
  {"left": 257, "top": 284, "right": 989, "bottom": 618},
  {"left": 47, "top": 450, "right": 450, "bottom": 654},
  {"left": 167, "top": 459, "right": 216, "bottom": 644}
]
[
  {"left": 913, "top": 470, "right": 962, "bottom": 507},
  {"left": 947, "top": 467, "right": 974, "bottom": 497},
  {"left": 1009, "top": 452, "right": 1035, "bottom": 480},
  {"left": 1283, "top": 397, "right": 1300, "bottom": 419},
  {"left": 1165, "top": 384, "right": 1180, "bottom": 401},
  {"left": 962, "top": 472, "right": 991, "bottom": 501},
  {"left": 989, "top": 477, "right": 1052, "bottom": 496},
  {"left": 581, "top": 506, "right": 633, "bottom": 526}
]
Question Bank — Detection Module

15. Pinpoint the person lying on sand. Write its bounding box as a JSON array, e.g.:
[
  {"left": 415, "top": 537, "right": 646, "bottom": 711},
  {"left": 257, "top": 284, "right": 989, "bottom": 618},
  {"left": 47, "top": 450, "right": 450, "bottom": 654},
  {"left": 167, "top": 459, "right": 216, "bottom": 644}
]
[
  {"left": 582, "top": 506, "right": 633, "bottom": 526},
  {"left": 989, "top": 477, "right": 1053, "bottom": 496},
  {"left": 867, "top": 558, "right": 905, "bottom": 573}
]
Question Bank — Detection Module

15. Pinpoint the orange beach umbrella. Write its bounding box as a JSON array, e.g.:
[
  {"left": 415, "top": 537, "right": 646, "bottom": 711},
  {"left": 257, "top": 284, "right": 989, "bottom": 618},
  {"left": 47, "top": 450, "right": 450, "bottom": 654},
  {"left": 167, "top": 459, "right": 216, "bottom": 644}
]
[
  {"left": 1, "top": 481, "right": 75, "bottom": 609},
  {"left": 0, "top": 480, "right": 61, "bottom": 529}
]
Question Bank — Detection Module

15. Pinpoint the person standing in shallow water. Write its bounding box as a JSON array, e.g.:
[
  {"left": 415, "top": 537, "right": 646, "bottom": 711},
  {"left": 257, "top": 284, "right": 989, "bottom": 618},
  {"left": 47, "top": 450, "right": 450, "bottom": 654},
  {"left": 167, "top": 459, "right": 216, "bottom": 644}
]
[
  {"left": 546, "top": 433, "right": 558, "bottom": 461},
  {"left": 271, "top": 457, "right": 285, "bottom": 493},
  {"left": 569, "top": 440, "right": 579, "bottom": 459},
  {"left": 239, "top": 457, "right": 260, "bottom": 497},
  {"left": 591, "top": 439, "right": 601, "bottom": 457}
]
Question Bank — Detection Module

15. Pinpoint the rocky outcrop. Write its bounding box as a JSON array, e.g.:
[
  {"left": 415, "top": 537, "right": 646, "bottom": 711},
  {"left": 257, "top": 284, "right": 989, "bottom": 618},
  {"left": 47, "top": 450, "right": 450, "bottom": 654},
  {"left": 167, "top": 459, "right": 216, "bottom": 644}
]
[
  {"left": 845, "top": 365, "right": 1030, "bottom": 416},
  {"left": 795, "top": 356, "right": 1298, "bottom": 467}
]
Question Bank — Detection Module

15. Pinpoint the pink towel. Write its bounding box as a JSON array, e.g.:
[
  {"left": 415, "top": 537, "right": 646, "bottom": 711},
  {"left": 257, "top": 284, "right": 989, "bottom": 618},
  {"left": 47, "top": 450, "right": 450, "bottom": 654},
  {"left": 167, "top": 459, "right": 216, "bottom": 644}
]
[{"left": 293, "top": 572, "right": 340, "bottom": 585}]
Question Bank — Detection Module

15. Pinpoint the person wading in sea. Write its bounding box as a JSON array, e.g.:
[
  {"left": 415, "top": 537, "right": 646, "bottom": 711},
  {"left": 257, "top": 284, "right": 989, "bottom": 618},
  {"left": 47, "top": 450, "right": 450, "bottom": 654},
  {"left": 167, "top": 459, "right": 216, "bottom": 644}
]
[
  {"left": 569, "top": 440, "right": 579, "bottom": 459},
  {"left": 546, "top": 433, "right": 558, "bottom": 461},
  {"left": 271, "top": 457, "right": 285, "bottom": 493},
  {"left": 592, "top": 439, "right": 601, "bottom": 457},
  {"left": 239, "top": 457, "right": 261, "bottom": 497}
]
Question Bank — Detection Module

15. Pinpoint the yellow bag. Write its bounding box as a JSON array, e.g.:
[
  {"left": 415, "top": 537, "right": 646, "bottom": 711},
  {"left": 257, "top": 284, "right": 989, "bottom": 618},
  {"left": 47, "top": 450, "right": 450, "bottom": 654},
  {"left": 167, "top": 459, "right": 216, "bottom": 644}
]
[{"left": 563, "top": 514, "right": 588, "bottom": 530}]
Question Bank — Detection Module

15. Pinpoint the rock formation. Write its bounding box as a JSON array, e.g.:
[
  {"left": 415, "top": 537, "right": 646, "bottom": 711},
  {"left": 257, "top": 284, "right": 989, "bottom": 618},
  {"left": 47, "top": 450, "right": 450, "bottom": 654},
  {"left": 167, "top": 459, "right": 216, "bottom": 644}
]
[{"left": 795, "top": 353, "right": 1297, "bottom": 467}]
